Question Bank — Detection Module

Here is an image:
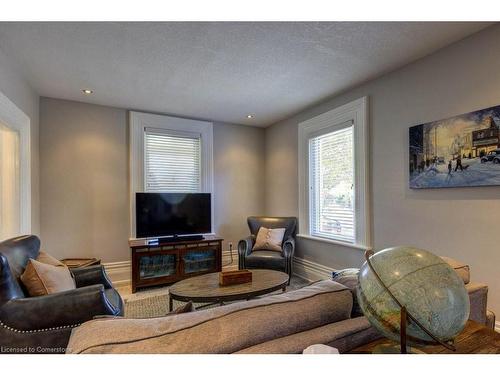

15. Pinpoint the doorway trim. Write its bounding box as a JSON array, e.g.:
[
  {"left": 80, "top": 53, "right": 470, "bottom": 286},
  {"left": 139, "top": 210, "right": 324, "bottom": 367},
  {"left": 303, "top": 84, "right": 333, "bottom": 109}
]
[{"left": 0, "top": 90, "right": 31, "bottom": 235}]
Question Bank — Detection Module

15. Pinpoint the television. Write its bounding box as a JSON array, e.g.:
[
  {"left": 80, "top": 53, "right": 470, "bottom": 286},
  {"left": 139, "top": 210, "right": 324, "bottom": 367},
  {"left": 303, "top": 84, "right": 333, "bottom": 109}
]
[{"left": 135, "top": 193, "right": 211, "bottom": 239}]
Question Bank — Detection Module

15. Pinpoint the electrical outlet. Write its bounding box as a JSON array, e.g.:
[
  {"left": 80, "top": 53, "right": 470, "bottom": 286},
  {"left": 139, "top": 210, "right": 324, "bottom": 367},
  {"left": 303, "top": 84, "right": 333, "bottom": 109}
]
[{"left": 223, "top": 241, "right": 234, "bottom": 267}]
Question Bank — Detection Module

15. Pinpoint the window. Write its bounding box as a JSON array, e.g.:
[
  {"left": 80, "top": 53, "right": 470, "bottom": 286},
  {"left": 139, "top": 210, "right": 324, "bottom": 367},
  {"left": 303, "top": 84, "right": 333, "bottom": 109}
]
[
  {"left": 0, "top": 91, "right": 31, "bottom": 241},
  {"left": 309, "top": 125, "right": 354, "bottom": 242},
  {"left": 144, "top": 129, "right": 201, "bottom": 192},
  {"left": 129, "top": 112, "right": 213, "bottom": 237},
  {"left": 298, "top": 97, "right": 370, "bottom": 249}
]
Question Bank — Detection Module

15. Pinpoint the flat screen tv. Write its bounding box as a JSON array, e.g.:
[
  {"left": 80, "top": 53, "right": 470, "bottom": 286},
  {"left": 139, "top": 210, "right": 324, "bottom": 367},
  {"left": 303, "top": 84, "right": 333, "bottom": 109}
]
[{"left": 136, "top": 193, "right": 211, "bottom": 239}]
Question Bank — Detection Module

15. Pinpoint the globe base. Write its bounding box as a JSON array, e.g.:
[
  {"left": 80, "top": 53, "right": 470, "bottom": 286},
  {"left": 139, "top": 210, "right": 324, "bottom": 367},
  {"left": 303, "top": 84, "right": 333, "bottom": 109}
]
[{"left": 372, "top": 343, "right": 425, "bottom": 354}]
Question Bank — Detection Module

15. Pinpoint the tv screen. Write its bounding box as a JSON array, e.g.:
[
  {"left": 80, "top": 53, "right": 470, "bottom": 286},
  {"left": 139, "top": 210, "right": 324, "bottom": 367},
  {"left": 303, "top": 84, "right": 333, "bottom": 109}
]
[{"left": 136, "top": 193, "right": 211, "bottom": 238}]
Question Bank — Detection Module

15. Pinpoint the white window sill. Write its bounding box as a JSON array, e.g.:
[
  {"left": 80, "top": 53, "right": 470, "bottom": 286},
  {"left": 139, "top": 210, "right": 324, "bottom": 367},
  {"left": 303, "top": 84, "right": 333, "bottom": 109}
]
[{"left": 296, "top": 234, "right": 372, "bottom": 251}]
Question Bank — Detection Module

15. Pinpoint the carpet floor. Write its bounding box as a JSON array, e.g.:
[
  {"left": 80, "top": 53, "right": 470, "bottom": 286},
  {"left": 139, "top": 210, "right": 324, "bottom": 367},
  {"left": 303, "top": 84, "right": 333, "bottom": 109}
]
[{"left": 118, "top": 276, "right": 311, "bottom": 319}]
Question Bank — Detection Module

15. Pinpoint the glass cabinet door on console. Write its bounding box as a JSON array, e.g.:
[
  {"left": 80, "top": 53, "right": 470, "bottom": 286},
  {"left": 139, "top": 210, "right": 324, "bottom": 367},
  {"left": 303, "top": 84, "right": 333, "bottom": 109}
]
[
  {"left": 138, "top": 254, "right": 177, "bottom": 280},
  {"left": 182, "top": 249, "right": 216, "bottom": 274}
]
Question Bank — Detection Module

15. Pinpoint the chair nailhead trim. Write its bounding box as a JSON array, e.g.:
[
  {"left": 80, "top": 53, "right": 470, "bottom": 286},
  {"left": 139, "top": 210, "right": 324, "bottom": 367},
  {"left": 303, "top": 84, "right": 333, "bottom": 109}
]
[{"left": 0, "top": 320, "right": 80, "bottom": 334}]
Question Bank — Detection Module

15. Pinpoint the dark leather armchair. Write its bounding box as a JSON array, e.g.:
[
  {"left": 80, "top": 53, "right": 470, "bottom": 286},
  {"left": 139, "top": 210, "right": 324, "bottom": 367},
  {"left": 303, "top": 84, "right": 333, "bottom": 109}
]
[
  {"left": 0, "top": 235, "right": 123, "bottom": 353},
  {"left": 238, "top": 217, "right": 297, "bottom": 282}
]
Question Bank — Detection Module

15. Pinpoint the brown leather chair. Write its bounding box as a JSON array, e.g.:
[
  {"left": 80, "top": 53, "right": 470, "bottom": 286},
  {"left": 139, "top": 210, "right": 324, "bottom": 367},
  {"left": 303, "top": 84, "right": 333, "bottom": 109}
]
[
  {"left": 238, "top": 216, "right": 297, "bottom": 282},
  {"left": 0, "top": 235, "right": 123, "bottom": 353}
]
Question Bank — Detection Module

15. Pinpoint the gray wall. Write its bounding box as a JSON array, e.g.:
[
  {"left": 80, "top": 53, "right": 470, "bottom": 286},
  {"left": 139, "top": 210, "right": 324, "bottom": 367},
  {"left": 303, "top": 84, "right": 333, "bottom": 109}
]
[
  {"left": 39, "top": 98, "right": 265, "bottom": 263},
  {"left": 214, "top": 122, "right": 266, "bottom": 250},
  {"left": 0, "top": 46, "right": 40, "bottom": 234},
  {"left": 40, "top": 98, "right": 128, "bottom": 263},
  {"left": 265, "top": 24, "right": 500, "bottom": 314}
]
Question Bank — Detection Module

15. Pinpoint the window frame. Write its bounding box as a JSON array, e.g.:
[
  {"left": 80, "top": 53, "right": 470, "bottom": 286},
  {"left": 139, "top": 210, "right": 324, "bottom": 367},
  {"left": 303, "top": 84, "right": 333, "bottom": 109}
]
[
  {"left": 298, "top": 97, "right": 371, "bottom": 250},
  {"left": 129, "top": 111, "right": 213, "bottom": 239}
]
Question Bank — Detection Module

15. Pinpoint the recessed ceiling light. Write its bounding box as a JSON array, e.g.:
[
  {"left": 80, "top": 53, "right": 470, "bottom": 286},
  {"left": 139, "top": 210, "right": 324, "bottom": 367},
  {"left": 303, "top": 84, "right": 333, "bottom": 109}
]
[
  {"left": 82, "top": 89, "right": 93, "bottom": 94},
  {"left": 246, "top": 114, "right": 253, "bottom": 119}
]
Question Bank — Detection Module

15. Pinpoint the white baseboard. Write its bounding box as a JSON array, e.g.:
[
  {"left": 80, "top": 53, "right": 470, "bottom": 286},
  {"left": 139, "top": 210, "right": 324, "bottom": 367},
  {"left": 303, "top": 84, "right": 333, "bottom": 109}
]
[
  {"left": 293, "top": 256, "right": 335, "bottom": 281},
  {"left": 103, "top": 261, "right": 131, "bottom": 286},
  {"left": 223, "top": 252, "right": 335, "bottom": 281},
  {"left": 224, "top": 253, "right": 334, "bottom": 281}
]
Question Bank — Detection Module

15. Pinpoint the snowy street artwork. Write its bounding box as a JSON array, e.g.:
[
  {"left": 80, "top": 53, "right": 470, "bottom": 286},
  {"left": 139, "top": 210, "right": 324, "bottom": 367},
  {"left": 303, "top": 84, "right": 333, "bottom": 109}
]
[{"left": 409, "top": 104, "right": 500, "bottom": 188}]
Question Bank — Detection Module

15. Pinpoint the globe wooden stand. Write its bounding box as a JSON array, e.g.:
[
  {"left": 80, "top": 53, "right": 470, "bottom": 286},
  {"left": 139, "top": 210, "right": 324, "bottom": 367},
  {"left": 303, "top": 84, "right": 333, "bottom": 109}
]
[
  {"left": 348, "top": 320, "right": 500, "bottom": 354},
  {"left": 371, "top": 306, "right": 424, "bottom": 354},
  {"left": 364, "top": 250, "right": 456, "bottom": 354}
]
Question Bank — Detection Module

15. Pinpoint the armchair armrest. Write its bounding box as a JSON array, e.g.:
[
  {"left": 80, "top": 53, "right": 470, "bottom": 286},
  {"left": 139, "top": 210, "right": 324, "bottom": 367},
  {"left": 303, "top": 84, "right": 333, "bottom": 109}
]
[
  {"left": 282, "top": 237, "right": 295, "bottom": 259},
  {"left": 0, "top": 285, "right": 119, "bottom": 331},
  {"left": 238, "top": 235, "right": 255, "bottom": 257},
  {"left": 238, "top": 235, "right": 255, "bottom": 270},
  {"left": 71, "top": 265, "right": 114, "bottom": 289}
]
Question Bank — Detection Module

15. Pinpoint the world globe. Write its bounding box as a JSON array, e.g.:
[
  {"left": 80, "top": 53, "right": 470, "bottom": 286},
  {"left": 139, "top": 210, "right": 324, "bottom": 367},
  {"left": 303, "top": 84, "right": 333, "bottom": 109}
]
[{"left": 356, "top": 246, "right": 469, "bottom": 351}]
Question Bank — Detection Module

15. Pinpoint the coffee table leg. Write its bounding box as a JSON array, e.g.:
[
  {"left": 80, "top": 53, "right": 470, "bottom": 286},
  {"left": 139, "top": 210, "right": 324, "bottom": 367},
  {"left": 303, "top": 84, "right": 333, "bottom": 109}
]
[
  {"left": 169, "top": 296, "right": 173, "bottom": 312},
  {"left": 282, "top": 285, "right": 287, "bottom": 293}
]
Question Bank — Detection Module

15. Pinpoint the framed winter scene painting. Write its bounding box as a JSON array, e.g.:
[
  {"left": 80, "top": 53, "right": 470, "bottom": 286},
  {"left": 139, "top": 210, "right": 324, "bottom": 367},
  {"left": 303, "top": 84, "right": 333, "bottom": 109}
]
[{"left": 409, "top": 104, "right": 500, "bottom": 189}]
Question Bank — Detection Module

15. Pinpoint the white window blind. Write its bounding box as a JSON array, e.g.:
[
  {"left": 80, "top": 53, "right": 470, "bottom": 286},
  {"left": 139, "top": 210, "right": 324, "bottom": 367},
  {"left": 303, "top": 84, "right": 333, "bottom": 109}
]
[
  {"left": 309, "top": 125, "right": 355, "bottom": 243},
  {"left": 144, "top": 129, "right": 201, "bottom": 192}
]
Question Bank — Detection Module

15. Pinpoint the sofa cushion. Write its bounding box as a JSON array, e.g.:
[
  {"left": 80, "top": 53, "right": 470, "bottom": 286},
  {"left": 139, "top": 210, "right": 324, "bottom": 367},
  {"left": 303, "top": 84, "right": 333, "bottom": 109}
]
[
  {"left": 20, "top": 259, "right": 76, "bottom": 297},
  {"left": 331, "top": 268, "right": 363, "bottom": 317},
  {"left": 66, "top": 280, "right": 352, "bottom": 354},
  {"left": 252, "top": 227, "right": 285, "bottom": 252},
  {"left": 236, "top": 316, "right": 381, "bottom": 354},
  {"left": 441, "top": 256, "right": 470, "bottom": 284}
]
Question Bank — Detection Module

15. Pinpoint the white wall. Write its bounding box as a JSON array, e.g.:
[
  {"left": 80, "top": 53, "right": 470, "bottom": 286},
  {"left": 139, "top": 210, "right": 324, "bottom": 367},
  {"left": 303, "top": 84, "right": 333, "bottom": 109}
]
[
  {"left": 265, "top": 24, "right": 500, "bottom": 314},
  {"left": 39, "top": 98, "right": 266, "bottom": 262},
  {"left": 0, "top": 46, "right": 39, "bottom": 234}
]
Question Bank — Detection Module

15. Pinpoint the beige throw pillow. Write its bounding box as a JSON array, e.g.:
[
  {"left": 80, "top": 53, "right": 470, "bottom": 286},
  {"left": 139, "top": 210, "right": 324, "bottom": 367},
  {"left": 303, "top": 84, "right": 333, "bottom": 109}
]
[
  {"left": 252, "top": 227, "right": 286, "bottom": 252},
  {"left": 21, "top": 258, "right": 76, "bottom": 297},
  {"left": 37, "top": 250, "right": 66, "bottom": 267}
]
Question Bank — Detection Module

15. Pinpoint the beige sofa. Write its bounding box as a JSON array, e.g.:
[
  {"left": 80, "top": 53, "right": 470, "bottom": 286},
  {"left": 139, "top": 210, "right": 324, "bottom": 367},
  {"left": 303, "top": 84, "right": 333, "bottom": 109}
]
[
  {"left": 67, "top": 280, "right": 380, "bottom": 353},
  {"left": 66, "top": 256, "right": 494, "bottom": 354}
]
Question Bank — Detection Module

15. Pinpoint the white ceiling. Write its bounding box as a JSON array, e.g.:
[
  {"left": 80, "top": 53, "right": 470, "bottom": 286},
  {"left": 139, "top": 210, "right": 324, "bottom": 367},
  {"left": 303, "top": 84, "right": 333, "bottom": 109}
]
[{"left": 0, "top": 22, "right": 492, "bottom": 126}]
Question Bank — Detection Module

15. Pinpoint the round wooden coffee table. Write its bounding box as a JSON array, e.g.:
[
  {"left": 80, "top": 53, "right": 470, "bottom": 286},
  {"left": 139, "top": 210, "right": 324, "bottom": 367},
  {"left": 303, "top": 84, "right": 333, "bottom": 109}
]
[{"left": 168, "top": 269, "right": 289, "bottom": 311}]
